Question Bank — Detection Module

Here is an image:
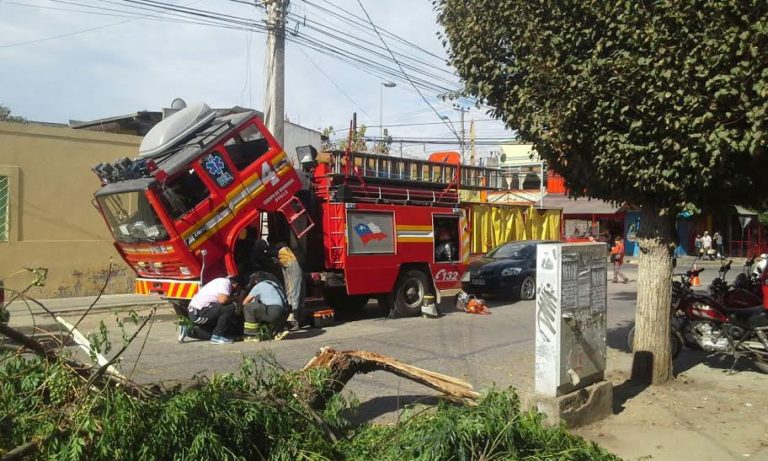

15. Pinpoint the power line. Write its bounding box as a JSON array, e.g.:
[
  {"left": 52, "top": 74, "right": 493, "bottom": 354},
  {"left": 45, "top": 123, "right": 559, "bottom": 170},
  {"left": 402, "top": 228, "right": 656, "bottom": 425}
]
[
  {"left": 297, "top": 46, "right": 373, "bottom": 118},
  {"left": 354, "top": 0, "right": 461, "bottom": 144}
]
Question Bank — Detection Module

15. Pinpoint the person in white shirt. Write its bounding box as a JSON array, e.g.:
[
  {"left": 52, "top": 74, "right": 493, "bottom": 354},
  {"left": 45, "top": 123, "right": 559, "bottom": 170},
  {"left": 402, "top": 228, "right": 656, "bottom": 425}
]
[
  {"left": 702, "top": 231, "right": 714, "bottom": 260},
  {"left": 178, "top": 276, "right": 241, "bottom": 344}
]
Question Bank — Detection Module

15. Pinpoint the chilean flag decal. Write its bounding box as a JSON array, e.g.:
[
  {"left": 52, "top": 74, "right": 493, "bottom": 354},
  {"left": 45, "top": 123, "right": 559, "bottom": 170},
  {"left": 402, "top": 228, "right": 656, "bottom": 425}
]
[{"left": 353, "top": 222, "right": 387, "bottom": 244}]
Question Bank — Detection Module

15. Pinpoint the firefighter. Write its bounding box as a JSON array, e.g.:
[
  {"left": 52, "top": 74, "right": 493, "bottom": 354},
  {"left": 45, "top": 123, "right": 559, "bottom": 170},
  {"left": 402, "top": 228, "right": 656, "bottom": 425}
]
[
  {"left": 241, "top": 271, "right": 290, "bottom": 341},
  {"left": 435, "top": 227, "right": 456, "bottom": 262}
]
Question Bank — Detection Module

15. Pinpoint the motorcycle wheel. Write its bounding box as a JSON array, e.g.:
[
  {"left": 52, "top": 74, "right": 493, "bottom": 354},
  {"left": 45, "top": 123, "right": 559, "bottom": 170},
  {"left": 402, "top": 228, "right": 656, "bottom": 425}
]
[{"left": 627, "top": 325, "right": 683, "bottom": 360}]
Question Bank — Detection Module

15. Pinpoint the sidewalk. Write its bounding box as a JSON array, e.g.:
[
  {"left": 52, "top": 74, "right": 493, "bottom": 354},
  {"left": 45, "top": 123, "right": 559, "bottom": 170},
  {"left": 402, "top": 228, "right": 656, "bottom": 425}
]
[
  {"left": 625, "top": 255, "right": 748, "bottom": 268},
  {"left": 5, "top": 293, "right": 166, "bottom": 316}
]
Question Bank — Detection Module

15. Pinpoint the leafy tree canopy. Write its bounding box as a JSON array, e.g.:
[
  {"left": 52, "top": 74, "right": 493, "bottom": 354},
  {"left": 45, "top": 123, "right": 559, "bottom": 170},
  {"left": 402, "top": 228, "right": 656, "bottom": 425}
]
[
  {"left": 436, "top": 0, "right": 768, "bottom": 214},
  {"left": 0, "top": 104, "right": 27, "bottom": 123}
]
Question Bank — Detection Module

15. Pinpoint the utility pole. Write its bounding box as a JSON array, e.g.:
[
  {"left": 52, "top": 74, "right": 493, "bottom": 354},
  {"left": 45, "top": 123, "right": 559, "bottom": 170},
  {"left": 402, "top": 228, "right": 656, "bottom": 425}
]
[
  {"left": 263, "top": 0, "right": 288, "bottom": 146},
  {"left": 453, "top": 104, "right": 469, "bottom": 163},
  {"left": 469, "top": 119, "right": 475, "bottom": 166}
]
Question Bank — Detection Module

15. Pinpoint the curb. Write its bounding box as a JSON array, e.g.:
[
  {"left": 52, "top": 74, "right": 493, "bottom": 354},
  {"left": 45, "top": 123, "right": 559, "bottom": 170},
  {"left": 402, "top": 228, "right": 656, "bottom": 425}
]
[{"left": 6, "top": 294, "right": 168, "bottom": 316}]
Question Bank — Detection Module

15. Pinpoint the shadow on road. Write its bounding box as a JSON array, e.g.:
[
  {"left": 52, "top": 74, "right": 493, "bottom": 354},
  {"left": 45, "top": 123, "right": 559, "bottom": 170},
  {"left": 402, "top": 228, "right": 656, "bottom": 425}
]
[
  {"left": 611, "top": 379, "right": 649, "bottom": 415},
  {"left": 609, "top": 291, "right": 638, "bottom": 301},
  {"left": 348, "top": 394, "right": 444, "bottom": 425},
  {"left": 673, "top": 349, "right": 767, "bottom": 375},
  {"left": 283, "top": 328, "right": 326, "bottom": 340}
]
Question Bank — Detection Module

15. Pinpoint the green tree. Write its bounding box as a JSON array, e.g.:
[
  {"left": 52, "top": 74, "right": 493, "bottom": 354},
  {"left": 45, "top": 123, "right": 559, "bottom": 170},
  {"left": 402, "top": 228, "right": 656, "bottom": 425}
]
[
  {"left": 321, "top": 126, "right": 336, "bottom": 151},
  {"left": 379, "top": 128, "right": 393, "bottom": 155},
  {"left": 339, "top": 124, "right": 369, "bottom": 152},
  {"left": 0, "top": 104, "right": 27, "bottom": 123},
  {"left": 436, "top": 0, "right": 768, "bottom": 384}
]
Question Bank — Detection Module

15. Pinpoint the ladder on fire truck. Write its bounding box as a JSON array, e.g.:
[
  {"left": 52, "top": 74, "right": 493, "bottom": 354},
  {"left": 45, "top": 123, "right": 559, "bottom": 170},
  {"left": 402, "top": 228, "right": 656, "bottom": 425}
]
[{"left": 324, "top": 150, "right": 505, "bottom": 206}]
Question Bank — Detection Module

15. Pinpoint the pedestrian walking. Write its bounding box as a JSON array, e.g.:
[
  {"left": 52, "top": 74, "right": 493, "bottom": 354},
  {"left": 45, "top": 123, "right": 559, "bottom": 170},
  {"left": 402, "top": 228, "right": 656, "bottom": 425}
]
[
  {"left": 610, "top": 236, "right": 629, "bottom": 283},
  {"left": 241, "top": 272, "right": 291, "bottom": 341},
  {"left": 714, "top": 231, "right": 725, "bottom": 258},
  {"left": 694, "top": 234, "right": 703, "bottom": 256},
  {"left": 178, "top": 276, "right": 241, "bottom": 344}
]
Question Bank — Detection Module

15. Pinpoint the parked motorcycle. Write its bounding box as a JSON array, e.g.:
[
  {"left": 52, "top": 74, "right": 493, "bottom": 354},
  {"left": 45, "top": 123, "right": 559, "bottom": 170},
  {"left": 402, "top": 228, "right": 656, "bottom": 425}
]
[
  {"left": 709, "top": 259, "right": 763, "bottom": 310},
  {"left": 630, "top": 268, "right": 768, "bottom": 372}
]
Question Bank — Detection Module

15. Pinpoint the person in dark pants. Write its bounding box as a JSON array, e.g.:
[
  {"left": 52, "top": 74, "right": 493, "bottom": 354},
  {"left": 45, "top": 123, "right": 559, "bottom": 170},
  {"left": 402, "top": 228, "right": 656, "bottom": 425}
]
[
  {"left": 241, "top": 272, "right": 290, "bottom": 341},
  {"left": 178, "top": 276, "right": 241, "bottom": 344}
]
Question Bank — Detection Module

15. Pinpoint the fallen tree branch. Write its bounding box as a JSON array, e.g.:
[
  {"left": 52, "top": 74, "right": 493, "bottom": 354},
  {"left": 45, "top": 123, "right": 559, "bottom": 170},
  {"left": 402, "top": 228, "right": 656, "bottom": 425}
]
[
  {"left": 54, "top": 315, "right": 126, "bottom": 380},
  {"left": 85, "top": 307, "right": 157, "bottom": 392},
  {"left": 0, "top": 323, "right": 154, "bottom": 399},
  {"left": 1, "top": 439, "right": 43, "bottom": 461},
  {"left": 301, "top": 347, "right": 480, "bottom": 409}
]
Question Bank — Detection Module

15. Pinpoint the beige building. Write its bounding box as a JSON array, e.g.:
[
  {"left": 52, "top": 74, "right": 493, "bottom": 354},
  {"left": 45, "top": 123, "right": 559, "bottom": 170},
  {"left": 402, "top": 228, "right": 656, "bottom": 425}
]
[{"left": 0, "top": 121, "right": 139, "bottom": 297}]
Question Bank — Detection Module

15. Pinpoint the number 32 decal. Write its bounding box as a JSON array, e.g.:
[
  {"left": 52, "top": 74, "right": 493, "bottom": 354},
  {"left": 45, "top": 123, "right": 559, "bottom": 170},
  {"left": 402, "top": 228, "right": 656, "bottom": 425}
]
[{"left": 434, "top": 269, "right": 460, "bottom": 282}]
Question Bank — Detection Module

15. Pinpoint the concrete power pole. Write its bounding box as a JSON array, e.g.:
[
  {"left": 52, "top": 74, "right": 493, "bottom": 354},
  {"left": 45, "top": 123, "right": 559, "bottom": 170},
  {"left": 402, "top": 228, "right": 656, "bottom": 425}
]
[
  {"left": 469, "top": 119, "right": 475, "bottom": 166},
  {"left": 263, "top": 0, "right": 288, "bottom": 146},
  {"left": 453, "top": 104, "right": 469, "bottom": 163}
]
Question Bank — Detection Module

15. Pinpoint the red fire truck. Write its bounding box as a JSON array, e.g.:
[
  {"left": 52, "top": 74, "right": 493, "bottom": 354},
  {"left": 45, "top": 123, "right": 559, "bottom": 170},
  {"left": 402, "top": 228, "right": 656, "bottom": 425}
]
[{"left": 91, "top": 103, "right": 504, "bottom": 316}]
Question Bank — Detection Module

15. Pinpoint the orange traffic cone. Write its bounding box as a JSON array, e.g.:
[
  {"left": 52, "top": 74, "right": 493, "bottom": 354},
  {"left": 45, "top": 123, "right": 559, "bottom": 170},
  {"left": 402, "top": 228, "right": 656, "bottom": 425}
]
[{"left": 691, "top": 264, "right": 701, "bottom": 287}]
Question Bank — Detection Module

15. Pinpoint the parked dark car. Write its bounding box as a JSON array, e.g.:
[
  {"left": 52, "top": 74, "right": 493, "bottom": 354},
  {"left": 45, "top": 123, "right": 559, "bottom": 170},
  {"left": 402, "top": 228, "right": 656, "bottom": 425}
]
[{"left": 463, "top": 240, "right": 558, "bottom": 300}]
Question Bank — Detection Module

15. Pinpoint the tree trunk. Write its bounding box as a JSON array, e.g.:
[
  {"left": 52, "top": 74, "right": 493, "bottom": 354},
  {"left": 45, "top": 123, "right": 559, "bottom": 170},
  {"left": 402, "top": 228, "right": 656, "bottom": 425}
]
[
  {"left": 301, "top": 347, "right": 480, "bottom": 409},
  {"left": 630, "top": 207, "right": 675, "bottom": 384}
]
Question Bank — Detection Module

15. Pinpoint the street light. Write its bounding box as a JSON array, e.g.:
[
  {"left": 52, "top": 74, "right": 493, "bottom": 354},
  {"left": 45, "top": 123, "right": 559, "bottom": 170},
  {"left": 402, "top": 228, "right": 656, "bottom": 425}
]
[{"left": 380, "top": 81, "right": 396, "bottom": 152}]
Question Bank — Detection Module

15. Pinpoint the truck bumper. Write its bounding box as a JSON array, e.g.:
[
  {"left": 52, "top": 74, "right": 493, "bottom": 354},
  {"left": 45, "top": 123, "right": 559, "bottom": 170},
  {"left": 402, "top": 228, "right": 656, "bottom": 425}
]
[{"left": 135, "top": 278, "right": 200, "bottom": 300}]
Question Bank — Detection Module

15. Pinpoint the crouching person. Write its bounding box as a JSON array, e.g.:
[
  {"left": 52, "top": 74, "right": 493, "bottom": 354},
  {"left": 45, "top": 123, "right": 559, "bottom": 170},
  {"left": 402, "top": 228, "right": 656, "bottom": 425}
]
[
  {"left": 242, "top": 271, "right": 291, "bottom": 341},
  {"left": 178, "top": 275, "right": 241, "bottom": 345}
]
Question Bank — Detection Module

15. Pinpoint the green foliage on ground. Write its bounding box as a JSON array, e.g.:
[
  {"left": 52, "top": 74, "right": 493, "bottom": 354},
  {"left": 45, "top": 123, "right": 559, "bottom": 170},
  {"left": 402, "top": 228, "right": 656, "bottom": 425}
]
[{"left": 0, "top": 351, "right": 619, "bottom": 461}]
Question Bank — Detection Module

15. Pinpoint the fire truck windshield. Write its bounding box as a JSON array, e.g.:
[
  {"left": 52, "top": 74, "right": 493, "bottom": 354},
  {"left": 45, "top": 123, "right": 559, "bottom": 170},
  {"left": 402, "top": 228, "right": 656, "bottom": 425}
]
[{"left": 97, "top": 191, "right": 169, "bottom": 243}]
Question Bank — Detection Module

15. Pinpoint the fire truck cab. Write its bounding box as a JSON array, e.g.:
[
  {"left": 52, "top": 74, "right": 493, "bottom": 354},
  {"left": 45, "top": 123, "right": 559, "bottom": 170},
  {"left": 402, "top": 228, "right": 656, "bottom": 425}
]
[{"left": 91, "top": 103, "right": 504, "bottom": 317}]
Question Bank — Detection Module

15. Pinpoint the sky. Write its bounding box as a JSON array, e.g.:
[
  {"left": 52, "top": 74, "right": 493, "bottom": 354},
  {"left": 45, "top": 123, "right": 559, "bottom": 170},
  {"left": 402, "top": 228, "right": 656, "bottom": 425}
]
[{"left": 0, "top": 0, "right": 515, "bottom": 159}]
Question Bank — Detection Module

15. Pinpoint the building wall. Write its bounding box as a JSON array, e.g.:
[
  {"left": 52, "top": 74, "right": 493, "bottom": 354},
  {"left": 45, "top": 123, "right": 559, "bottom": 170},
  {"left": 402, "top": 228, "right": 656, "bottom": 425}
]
[{"left": 0, "top": 122, "right": 140, "bottom": 298}]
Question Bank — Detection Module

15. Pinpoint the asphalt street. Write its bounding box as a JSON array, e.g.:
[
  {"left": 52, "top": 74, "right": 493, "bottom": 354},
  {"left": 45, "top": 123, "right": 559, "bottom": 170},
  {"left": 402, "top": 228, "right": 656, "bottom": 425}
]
[{"left": 5, "top": 262, "right": 734, "bottom": 423}]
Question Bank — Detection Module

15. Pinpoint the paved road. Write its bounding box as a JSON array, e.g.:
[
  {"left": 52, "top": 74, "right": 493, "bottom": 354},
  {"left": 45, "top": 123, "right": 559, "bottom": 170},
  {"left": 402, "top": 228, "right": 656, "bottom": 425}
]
[{"left": 4, "top": 264, "right": 729, "bottom": 422}]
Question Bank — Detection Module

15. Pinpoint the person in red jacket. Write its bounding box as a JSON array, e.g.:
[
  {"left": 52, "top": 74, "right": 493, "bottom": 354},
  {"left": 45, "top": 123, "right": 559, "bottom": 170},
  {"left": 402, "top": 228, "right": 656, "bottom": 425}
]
[{"left": 610, "top": 236, "right": 629, "bottom": 284}]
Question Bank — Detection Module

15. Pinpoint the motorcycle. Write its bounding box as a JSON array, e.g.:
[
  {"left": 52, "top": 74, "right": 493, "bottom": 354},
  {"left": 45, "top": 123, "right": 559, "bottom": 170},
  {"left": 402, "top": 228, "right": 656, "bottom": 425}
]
[
  {"left": 709, "top": 259, "right": 763, "bottom": 310},
  {"left": 630, "top": 268, "right": 768, "bottom": 373}
]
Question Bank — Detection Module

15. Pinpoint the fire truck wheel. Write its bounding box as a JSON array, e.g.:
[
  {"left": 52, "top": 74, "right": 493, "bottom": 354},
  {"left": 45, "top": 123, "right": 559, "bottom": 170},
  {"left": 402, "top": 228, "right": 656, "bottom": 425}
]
[
  {"left": 323, "top": 288, "right": 369, "bottom": 311},
  {"left": 394, "top": 269, "right": 434, "bottom": 317}
]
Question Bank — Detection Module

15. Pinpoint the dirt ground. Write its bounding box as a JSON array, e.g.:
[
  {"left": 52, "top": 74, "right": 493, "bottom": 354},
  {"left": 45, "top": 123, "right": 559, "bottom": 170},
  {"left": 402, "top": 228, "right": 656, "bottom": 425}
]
[{"left": 576, "top": 346, "right": 768, "bottom": 461}]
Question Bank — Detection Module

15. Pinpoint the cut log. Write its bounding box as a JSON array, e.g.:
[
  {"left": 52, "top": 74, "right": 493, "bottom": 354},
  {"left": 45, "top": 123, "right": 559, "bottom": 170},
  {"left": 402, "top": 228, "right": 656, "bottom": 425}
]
[{"left": 301, "top": 346, "right": 479, "bottom": 409}]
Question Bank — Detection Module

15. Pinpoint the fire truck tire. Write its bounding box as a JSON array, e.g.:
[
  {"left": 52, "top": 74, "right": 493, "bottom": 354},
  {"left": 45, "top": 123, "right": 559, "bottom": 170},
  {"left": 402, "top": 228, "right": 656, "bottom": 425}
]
[
  {"left": 170, "top": 300, "right": 190, "bottom": 318},
  {"left": 323, "top": 288, "right": 369, "bottom": 311},
  {"left": 393, "top": 269, "right": 434, "bottom": 317}
]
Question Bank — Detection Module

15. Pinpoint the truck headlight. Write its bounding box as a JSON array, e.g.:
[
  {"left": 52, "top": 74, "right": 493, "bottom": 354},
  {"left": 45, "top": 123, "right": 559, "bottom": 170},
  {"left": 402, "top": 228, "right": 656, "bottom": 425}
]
[{"left": 501, "top": 267, "right": 522, "bottom": 277}]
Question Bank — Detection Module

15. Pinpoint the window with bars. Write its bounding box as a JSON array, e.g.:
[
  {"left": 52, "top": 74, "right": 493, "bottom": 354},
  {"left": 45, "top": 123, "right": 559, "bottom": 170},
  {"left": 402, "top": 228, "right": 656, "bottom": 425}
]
[{"left": 0, "top": 176, "right": 8, "bottom": 242}]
